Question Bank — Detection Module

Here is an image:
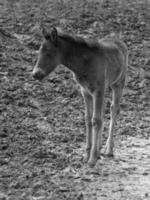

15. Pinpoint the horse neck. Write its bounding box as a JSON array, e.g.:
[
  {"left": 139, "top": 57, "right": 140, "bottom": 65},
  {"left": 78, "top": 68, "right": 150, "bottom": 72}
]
[{"left": 59, "top": 38, "right": 83, "bottom": 75}]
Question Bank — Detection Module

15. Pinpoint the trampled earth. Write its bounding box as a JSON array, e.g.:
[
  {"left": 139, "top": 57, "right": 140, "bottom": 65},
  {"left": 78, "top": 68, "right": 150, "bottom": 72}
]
[{"left": 0, "top": 0, "right": 150, "bottom": 200}]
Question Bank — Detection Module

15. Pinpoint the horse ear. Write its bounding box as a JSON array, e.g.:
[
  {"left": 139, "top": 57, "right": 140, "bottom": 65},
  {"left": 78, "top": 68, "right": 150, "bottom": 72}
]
[
  {"left": 50, "top": 27, "right": 58, "bottom": 45},
  {"left": 42, "top": 27, "right": 51, "bottom": 40}
]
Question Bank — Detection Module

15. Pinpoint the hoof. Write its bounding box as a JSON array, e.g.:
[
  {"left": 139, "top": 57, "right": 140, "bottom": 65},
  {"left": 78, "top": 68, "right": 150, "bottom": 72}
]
[
  {"left": 88, "top": 155, "right": 98, "bottom": 168},
  {"left": 84, "top": 154, "right": 90, "bottom": 163},
  {"left": 104, "top": 144, "right": 114, "bottom": 158},
  {"left": 84, "top": 148, "right": 91, "bottom": 163},
  {"left": 105, "top": 152, "right": 114, "bottom": 158},
  {"left": 88, "top": 159, "right": 97, "bottom": 168}
]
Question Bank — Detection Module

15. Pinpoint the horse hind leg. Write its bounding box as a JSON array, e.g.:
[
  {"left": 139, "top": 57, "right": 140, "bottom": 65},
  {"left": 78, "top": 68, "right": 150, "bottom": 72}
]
[{"left": 105, "top": 77, "right": 125, "bottom": 157}]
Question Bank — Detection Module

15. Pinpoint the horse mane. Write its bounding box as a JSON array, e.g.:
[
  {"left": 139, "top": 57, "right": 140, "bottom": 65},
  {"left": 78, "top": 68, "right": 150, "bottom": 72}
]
[{"left": 58, "top": 32, "right": 99, "bottom": 50}]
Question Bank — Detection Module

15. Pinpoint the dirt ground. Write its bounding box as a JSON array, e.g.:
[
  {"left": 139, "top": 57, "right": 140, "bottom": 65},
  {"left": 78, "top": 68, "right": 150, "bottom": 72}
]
[{"left": 0, "top": 0, "right": 150, "bottom": 200}]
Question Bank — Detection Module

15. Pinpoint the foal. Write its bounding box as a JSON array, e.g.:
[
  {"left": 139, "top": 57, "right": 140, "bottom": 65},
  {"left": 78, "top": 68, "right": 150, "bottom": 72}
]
[{"left": 32, "top": 27, "right": 128, "bottom": 167}]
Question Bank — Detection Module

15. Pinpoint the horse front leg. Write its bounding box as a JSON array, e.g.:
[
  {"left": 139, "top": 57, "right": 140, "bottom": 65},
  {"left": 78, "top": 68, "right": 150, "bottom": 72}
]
[
  {"left": 88, "top": 88, "right": 104, "bottom": 167},
  {"left": 82, "top": 89, "right": 93, "bottom": 162}
]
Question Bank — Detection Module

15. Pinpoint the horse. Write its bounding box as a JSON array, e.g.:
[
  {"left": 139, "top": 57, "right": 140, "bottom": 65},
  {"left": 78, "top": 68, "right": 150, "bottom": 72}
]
[{"left": 32, "top": 27, "right": 128, "bottom": 167}]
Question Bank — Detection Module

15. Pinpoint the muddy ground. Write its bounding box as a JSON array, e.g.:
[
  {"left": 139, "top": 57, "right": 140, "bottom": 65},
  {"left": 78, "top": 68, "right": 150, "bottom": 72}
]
[{"left": 0, "top": 0, "right": 150, "bottom": 200}]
